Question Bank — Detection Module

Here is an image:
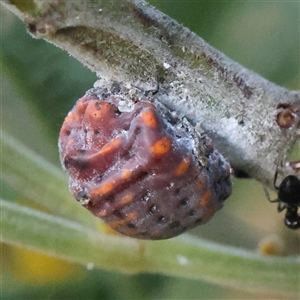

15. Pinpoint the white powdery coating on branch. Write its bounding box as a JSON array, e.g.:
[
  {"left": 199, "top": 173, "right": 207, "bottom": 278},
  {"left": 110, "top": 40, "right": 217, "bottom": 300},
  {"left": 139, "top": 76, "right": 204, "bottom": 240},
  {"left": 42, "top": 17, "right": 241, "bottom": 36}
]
[{"left": 157, "top": 58, "right": 299, "bottom": 186}]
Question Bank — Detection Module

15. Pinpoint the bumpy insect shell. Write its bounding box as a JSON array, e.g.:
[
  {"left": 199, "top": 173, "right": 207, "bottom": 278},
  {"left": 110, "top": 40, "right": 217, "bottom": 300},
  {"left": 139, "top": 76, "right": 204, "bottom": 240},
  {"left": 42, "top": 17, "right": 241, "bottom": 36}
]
[{"left": 59, "top": 87, "right": 232, "bottom": 239}]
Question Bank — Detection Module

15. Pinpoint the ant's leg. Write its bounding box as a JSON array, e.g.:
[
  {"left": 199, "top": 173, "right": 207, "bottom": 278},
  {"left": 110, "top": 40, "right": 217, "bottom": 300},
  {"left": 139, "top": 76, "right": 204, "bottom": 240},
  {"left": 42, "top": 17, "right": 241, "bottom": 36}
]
[
  {"left": 273, "top": 169, "right": 280, "bottom": 190},
  {"left": 264, "top": 186, "right": 279, "bottom": 203},
  {"left": 277, "top": 202, "right": 286, "bottom": 212},
  {"left": 264, "top": 167, "right": 281, "bottom": 203}
]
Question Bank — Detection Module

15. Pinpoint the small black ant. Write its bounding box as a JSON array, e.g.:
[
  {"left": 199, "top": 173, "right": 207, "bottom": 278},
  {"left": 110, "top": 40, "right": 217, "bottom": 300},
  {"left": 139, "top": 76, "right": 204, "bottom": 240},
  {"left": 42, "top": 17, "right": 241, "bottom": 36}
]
[{"left": 265, "top": 170, "right": 300, "bottom": 230}]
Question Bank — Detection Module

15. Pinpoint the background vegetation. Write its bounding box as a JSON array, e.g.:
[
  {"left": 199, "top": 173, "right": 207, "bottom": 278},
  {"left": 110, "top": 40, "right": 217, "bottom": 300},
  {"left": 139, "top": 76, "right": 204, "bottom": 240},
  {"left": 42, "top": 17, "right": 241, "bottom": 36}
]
[{"left": 2, "top": 1, "right": 299, "bottom": 299}]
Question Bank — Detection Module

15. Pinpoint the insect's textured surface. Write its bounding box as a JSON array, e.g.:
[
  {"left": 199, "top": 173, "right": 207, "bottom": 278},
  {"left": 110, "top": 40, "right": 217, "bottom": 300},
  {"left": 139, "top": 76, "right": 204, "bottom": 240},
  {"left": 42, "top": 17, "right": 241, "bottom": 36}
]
[{"left": 59, "top": 84, "right": 232, "bottom": 239}]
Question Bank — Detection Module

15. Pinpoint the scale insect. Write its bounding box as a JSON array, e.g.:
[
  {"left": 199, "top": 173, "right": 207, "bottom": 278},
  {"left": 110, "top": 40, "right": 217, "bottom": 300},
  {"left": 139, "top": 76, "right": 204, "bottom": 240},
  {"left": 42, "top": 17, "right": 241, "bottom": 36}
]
[
  {"left": 59, "top": 83, "right": 232, "bottom": 240},
  {"left": 265, "top": 170, "right": 300, "bottom": 230}
]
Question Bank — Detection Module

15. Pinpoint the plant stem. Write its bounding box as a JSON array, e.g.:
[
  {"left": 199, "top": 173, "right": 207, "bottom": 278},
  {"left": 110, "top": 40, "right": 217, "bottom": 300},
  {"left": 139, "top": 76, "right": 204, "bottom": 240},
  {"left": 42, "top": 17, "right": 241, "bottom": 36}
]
[{"left": 2, "top": 199, "right": 299, "bottom": 298}]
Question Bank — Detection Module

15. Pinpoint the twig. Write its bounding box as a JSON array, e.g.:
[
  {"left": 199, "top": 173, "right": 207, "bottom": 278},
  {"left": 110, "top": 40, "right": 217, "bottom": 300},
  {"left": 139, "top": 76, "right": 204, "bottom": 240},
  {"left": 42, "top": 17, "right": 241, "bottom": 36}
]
[{"left": 1, "top": 0, "right": 300, "bottom": 187}]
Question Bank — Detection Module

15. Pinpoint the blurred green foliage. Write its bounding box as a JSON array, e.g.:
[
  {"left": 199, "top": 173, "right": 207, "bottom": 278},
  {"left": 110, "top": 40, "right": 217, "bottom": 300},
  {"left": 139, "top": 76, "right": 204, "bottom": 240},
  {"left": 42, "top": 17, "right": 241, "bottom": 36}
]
[{"left": 1, "top": 1, "right": 299, "bottom": 299}]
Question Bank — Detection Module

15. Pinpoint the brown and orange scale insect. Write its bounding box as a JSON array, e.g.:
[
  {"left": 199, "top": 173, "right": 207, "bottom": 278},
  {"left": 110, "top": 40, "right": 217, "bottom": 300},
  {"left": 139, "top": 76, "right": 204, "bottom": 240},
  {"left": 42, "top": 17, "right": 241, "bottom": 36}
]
[{"left": 59, "top": 84, "right": 232, "bottom": 239}]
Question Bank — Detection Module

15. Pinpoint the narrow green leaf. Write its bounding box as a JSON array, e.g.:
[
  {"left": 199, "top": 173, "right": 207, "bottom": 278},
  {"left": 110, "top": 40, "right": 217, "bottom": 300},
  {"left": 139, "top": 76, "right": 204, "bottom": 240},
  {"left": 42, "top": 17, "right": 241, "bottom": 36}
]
[
  {"left": 2, "top": 199, "right": 299, "bottom": 298},
  {"left": 1, "top": 130, "right": 97, "bottom": 227}
]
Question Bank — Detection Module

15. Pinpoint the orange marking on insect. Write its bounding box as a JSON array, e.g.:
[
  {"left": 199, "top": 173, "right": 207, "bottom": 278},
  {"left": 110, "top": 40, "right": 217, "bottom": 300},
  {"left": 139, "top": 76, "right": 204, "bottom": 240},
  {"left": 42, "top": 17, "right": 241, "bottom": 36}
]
[
  {"left": 125, "top": 211, "right": 138, "bottom": 222},
  {"left": 150, "top": 137, "right": 171, "bottom": 155},
  {"left": 108, "top": 212, "right": 137, "bottom": 229},
  {"left": 121, "top": 169, "right": 132, "bottom": 180},
  {"left": 120, "top": 193, "right": 133, "bottom": 205},
  {"left": 98, "top": 137, "right": 122, "bottom": 155},
  {"left": 122, "top": 228, "right": 138, "bottom": 236},
  {"left": 107, "top": 220, "right": 123, "bottom": 230},
  {"left": 66, "top": 139, "right": 74, "bottom": 147},
  {"left": 198, "top": 189, "right": 212, "bottom": 207},
  {"left": 64, "top": 112, "right": 75, "bottom": 125},
  {"left": 76, "top": 99, "right": 85, "bottom": 112},
  {"left": 175, "top": 158, "right": 190, "bottom": 176},
  {"left": 97, "top": 210, "right": 108, "bottom": 217},
  {"left": 141, "top": 110, "right": 158, "bottom": 128},
  {"left": 68, "top": 110, "right": 81, "bottom": 122},
  {"left": 91, "top": 181, "right": 114, "bottom": 196}
]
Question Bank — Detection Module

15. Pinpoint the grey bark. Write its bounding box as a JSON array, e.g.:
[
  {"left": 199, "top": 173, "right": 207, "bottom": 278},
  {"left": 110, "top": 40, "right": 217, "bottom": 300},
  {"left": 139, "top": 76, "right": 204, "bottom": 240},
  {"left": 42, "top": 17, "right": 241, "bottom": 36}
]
[{"left": 2, "top": 0, "right": 300, "bottom": 188}]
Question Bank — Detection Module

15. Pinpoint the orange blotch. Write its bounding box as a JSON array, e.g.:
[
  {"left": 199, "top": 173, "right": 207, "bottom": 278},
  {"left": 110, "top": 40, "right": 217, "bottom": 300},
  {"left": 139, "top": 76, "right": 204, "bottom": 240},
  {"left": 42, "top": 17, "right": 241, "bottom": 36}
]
[
  {"left": 121, "top": 169, "right": 132, "bottom": 180},
  {"left": 64, "top": 112, "right": 74, "bottom": 125},
  {"left": 73, "top": 112, "right": 81, "bottom": 122},
  {"left": 108, "top": 220, "right": 124, "bottom": 229},
  {"left": 175, "top": 158, "right": 190, "bottom": 176},
  {"left": 76, "top": 99, "right": 86, "bottom": 112},
  {"left": 122, "top": 227, "right": 138, "bottom": 236},
  {"left": 108, "top": 212, "right": 138, "bottom": 229},
  {"left": 151, "top": 138, "right": 171, "bottom": 155},
  {"left": 125, "top": 211, "right": 138, "bottom": 221},
  {"left": 91, "top": 181, "right": 114, "bottom": 196},
  {"left": 97, "top": 209, "right": 108, "bottom": 217},
  {"left": 141, "top": 110, "right": 158, "bottom": 128},
  {"left": 98, "top": 137, "right": 122, "bottom": 155},
  {"left": 66, "top": 139, "right": 74, "bottom": 147},
  {"left": 120, "top": 193, "right": 133, "bottom": 205},
  {"left": 198, "top": 189, "right": 212, "bottom": 207}
]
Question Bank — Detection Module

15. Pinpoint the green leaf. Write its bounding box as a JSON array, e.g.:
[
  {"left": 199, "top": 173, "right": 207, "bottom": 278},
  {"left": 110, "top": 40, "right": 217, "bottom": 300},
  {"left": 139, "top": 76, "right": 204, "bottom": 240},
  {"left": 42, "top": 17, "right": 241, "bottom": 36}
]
[
  {"left": 2, "top": 199, "right": 299, "bottom": 298},
  {"left": 1, "top": 130, "right": 97, "bottom": 227}
]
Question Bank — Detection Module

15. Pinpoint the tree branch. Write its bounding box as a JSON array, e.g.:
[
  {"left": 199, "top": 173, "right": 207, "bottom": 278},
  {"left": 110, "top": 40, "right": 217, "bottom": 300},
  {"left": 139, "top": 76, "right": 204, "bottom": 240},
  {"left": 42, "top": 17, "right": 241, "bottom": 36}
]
[{"left": 1, "top": 0, "right": 300, "bottom": 187}]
